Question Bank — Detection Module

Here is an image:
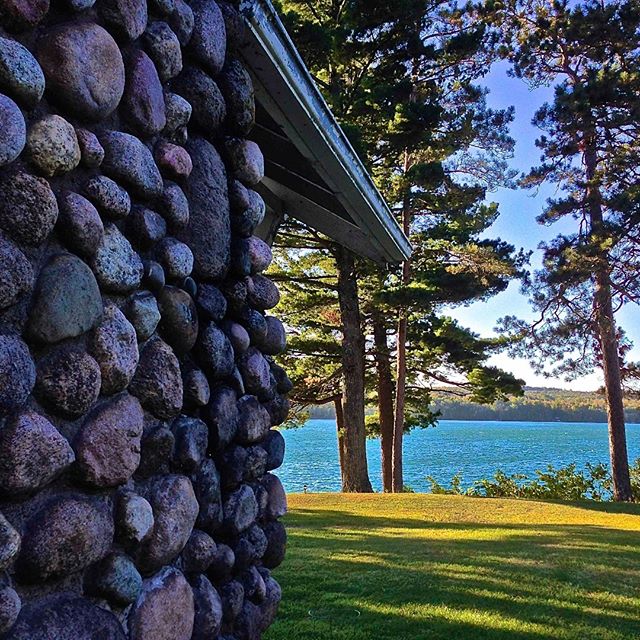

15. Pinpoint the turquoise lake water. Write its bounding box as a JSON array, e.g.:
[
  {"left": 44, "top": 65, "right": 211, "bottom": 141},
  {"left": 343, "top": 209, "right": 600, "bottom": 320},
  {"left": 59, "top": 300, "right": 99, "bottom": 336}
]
[{"left": 277, "top": 419, "right": 640, "bottom": 493}]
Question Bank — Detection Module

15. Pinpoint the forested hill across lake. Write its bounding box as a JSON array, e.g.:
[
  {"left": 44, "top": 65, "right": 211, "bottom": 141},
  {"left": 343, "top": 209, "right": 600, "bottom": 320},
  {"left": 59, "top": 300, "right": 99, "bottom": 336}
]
[{"left": 308, "top": 388, "right": 640, "bottom": 424}]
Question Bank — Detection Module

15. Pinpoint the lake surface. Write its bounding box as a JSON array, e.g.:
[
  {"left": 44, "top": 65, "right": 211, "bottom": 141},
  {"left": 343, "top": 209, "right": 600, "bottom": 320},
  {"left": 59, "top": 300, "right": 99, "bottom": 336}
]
[{"left": 277, "top": 419, "right": 640, "bottom": 493}]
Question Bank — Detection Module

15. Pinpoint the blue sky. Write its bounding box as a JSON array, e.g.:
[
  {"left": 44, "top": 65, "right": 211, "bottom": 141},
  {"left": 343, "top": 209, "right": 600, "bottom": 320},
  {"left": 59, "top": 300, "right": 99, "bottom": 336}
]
[{"left": 446, "top": 61, "right": 640, "bottom": 391}]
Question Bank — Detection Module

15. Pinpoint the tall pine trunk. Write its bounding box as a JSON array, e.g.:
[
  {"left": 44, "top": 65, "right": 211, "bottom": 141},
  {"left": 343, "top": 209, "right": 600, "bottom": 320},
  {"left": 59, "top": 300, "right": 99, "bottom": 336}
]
[
  {"left": 335, "top": 245, "right": 373, "bottom": 493},
  {"left": 372, "top": 309, "right": 395, "bottom": 492},
  {"left": 585, "top": 142, "right": 632, "bottom": 501},
  {"left": 334, "top": 396, "right": 347, "bottom": 477}
]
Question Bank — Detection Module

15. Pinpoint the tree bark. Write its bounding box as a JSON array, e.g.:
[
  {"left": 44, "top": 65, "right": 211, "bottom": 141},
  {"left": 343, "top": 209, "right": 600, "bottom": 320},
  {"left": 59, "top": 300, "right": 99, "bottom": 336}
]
[
  {"left": 372, "top": 309, "right": 395, "bottom": 492},
  {"left": 334, "top": 396, "right": 347, "bottom": 479},
  {"left": 335, "top": 245, "right": 373, "bottom": 493}
]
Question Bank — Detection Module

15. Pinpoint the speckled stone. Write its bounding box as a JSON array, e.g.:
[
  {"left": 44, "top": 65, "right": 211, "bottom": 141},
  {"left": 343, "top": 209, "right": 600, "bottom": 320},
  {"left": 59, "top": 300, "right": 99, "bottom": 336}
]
[
  {"left": 191, "top": 574, "right": 223, "bottom": 639},
  {"left": 84, "top": 175, "right": 131, "bottom": 220},
  {"left": 28, "top": 253, "right": 103, "bottom": 344},
  {"left": 0, "top": 586, "right": 20, "bottom": 634},
  {"left": 145, "top": 21, "right": 182, "bottom": 81},
  {"left": 223, "top": 320, "right": 250, "bottom": 354},
  {"left": 36, "top": 23, "right": 125, "bottom": 121},
  {"left": 125, "top": 290, "right": 161, "bottom": 341},
  {"left": 0, "top": 410, "right": 74, "bottom": 495},
  {"left": 116, "top": 492, "right": 154, "bottom": 544},
  {"left": 130, "top": 206, "right": 167, "bottom": 248},
  {"left": 27, "top": 114, "right": 80, "bottom": 176},
  {"left": 263, "top": 429, "right": 285, "bottom": 471},
  {"left": 247, "top": 275, "right": 280, "bottom": 310},
  {"left": 73, "top": 393, "right": 144, "bottom": 487},
  {"left": 157, "top": 237, "right": 194, "bottom": 280},
  {"left": 85, "top": 553, "right": 143, "bottom": 606},
  {"left": 149, "top": 0, "right": 173, "bottom": 16},
  {"left": 160, "top": 181, "right": 189, "bottom": 229},
  {"left": 174, "top": 66, "right": 226, "bottom": 134},
  {"left": 219, "top": 59, "right": 254, "bottom": 136},
  {"left": 225, "top": 138, "right": 264, "bottom": 186},
  {"left": 223, "top": 485, "right": 258, "bottom": 535},
  {"left": 255, "top": 315, "right": 287, "bottom": 356},
  {"left": 0, "top": 0, "right": 48, "bottom": 31},
  {"left": 171, "top": 415, "right": 208, "bottom": 472},
  {"left": 157, "top": 286, "right": 198, "bottom": 354},
  {"left": 197, "top": 322, "right": 234, "bottom": 381},
  {"left": 0, "top": 233, "right": 33, "bottom": 310},
  {"left": 206, "top": 386, "right": 238, "bottom": 450},
  {"left": 98, "top": 0, "right": 147, "bottom": 40},
  {"left": 76, "top": 128, "right": 104, "bottom": 167},
  {"left": 192, "top": 458, "right": 223, "bottom": 533},
  {"left": 0, "top": 335, "right": 34, "bottom": 415},
  {"left": 164, "top": 92, "right": 191, "bottom": 133},
  {"left": 188, "top": 0, "right": 225, "bottom": 75},
  {"left": 197, "top": 283, "right": 227, "bottom": 320},
  {"left": 92, "top": 223, "right": 144, "bottom": 293},
  {"left": 238, "top": 347, "right": 272, "bottom": 399},
  {"left": 90, "top": 304, "right": 139, "bottom": 394},
  {"left": 143, "top": 260, "right": 166, "bottom": 293},
  {"left": 169, "top": 0, "right": 193, "bottom": 46},
  {"left": 182, "top": 367, "right": 210, "bottom": 408},
  {"left": 178, "top": 529, "right": 216, "bottom": 573},
  {"left": 0, "top": 94, "right": 25, "bottom": 166},
  {"left": 219, "top": 1, "right": 246, "bottom": 51},
  {"left": 229, "top": 181, "right": 265, "bottom": 237},
  {"left": 0, "top": 37, "right": 44, "bottom": 109},
  {"left": 0, "top": 171, "right": 58, "bottom": 246},
  {"left": 155, "top": 140, "right": 192, "bottom": 180},
  {"left": 130, "top": 337, "right": 183, "bottom": 419},
  {"left": 236, "top": 394, "right": 270, "bottom": 445},
  {"left": 137, "top": 424, "right": 174, "bottom": 478},
  {"left": 100, "top": 131, "right": 163, "bottom": 200},
  {"left": 122, "top": 50, "right": 166, "bottom": 137},
  {"left": 262, "top": 473, "right": 287, "bottom": 520},
  {"left": 0, "top": 512, "right": 20, "bottom": 570},
  {"left": 247, "top": 235, "right": 273, "bottom": 273},
  {"left": 36, "top": 349, "right": 101, "bottom": 417},
  {"left": 57, "top": 191, "right": 104, "bottom": 256}
]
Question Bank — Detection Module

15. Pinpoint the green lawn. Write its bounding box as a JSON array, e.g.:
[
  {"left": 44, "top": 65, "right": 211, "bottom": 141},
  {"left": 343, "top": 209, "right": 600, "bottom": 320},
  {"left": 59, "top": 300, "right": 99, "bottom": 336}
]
[{"left": 265, "top": 493, "right": 640, "bottom": 640}]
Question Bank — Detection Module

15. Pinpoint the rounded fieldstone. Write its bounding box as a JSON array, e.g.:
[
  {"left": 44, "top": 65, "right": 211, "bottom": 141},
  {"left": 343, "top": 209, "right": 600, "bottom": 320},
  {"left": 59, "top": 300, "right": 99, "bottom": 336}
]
[
  {"left": 271, "top": 361, "right": 293, "bottom": 394},
  {"left": 129, "top": 567, "right": 194, "bottom": 640},
  {"left": 143, "top": 260, "right": 166, "bottom": 293},
  {"left": 0, "top": 586, "right": 20, "bottom": 634},
  {"left": 0, "top": 171, "right": 58, "bottom": 246},
  {"left": 247, "top": 275, "right": 280, "bottom": 310},
  {"left": 171, "top": 415, "right": 208, "bottom": 472},
  {"left": 225, "top": 138, "right": 264, "bottom": 186},
  {"left": 236, "top": 394, "right": 271, "bottom": 445},
  {"left": 145, "top": 21, "right": 182, "bottom": 81},
  {"left": 164, "top": 92, "right": 191, "bottom": 133},
  {"left": 122, "top": 50, "right": 166, "bottom": 137},
  {"left": 255, "top": 316, "right": 287, "bottom": 356},
  {"left": 264, "top": 393, "right": 290, "bottom": 427},
  {"left": 188, "top": 0, "right": 226, "bottom": 75},
  {"left": 98, "top": 0, "right": 147, "bottom": 40},
  {"left": 84, "top": 175, "right": 131, "bottom": 220},
  {"left": 160, "top": 181, "right": 190, "bottom": 229},
  {"left": 206, "top": 386, "right": 238, "bottom": 450},
  {"left": 130, "top": 337, "right": 183, "bottom": 419},
  {"left": 223, "top": 485, "right": 258, "bottom": 535},
  {"left": 182, "top": 275, "right": 197, "bottom": 297},
  {"left": 222, "top": 277, "right": 247, "bottom": 312},
  {"left": 262, "top": 520, "right": 286, "bottom": 569},
  {"left": 179, "top": 529, "right": 216, "bottom": 573},
  {"left": 100, "top": 131, "right": 163, "bottom": 199},
  {"left": 220, "top": 580, "right": 243, "bottom": 623},
  {"left": 0, "top": 94, "right": 25, "bottom": 166},
  {"left": 157, "top": 286, "right": 199, "bottom": 354},
  {"left": 197, "top": 322, "right": 235, "bottom": 380},
  {"left": 219, "top": 1, "right": 246, "bottom": 51},
  {"left": 0, "top": 0, "right": 49, "bottom": 31},
  {"left": 238, "top": 348, "right": 272, "bottom": 398},
  {"left": 130, "top": 206, "right": 167, "bottom": 248},
  {"left": 155, "top": 140, "right": 192, "bottom": 180},
  {"left": 0, "top": 233, "right": 32, "bottom": 310},
  {"left": 0, "top": 513, "right": 21, "bottom": 570},
  {"left": 116, "top": 492, "right": 155, "bottom": 544},
  {"left": 26, "top": 115, "right": 80, "bottom": 177},
  {"left": 245, "top": 445, "right": 267, "bottom": 481},
  {"left": 76, "top": 128, "right": 104, "bottom": 167},
  {"left": 169, "top": 0, "right": 194, "bottom": 46},
  {"left": 0, "top": 410, "right": 74, "bottom": 496},
  {"left": 263, "top": 473, "right": 287, "bottom": 520},
  {"left": 192, "top": 458, "right": 223, "bottom": 533},
  {"left": 36, "top": 349, "right": 101, "bottom": 417},
  {"left": 92, "top": 223, "right": 144, "bottom": 293},
  {"left": 196, "top": 283, "right": 227, "bottom": 320},
  {"left": 36, "top": 23, "right": 125, "bottom": 121},
  {"left": 182, "top": 367, "right": 210, "bottom": 408},
  {"left": 260, "top": 573, "right": 282, "bottom": 630},
  {"left": 174, "top": 66, "right": 226, "bottom": 134},
  {"left": 137, "top": 475, "right": 199, "bottom": 573},
  {"left": 247, "top": 235, "right": 273, "bottom": 273},
  {"left": 6, "top": 595, "right": 125, "bottom": 640},
  {"left": 223, "top": 320, "right": 250, "bottom": 354},
  {"left": 191, "top": 574, "right": 223, "bottom": 639},
  {"left": 28, "top": 253, "right": 103, "bottom": 344},
  {"left": 90, "top": 304, "right": 139, "bottom": 394},
  {"left": 229, "top": 183, "right": 265, "bottom": 237},
  {"left": 150, "top": 0, "right": 173, "bottom": 16},
  {"left": 126, "top": 290, "right": 161, "bottom": 341},
  {"left": 239, "top": 308, "right": 268, "bottom": 343},
  {"left": 219, "top": 59, "right": 255, "bottom": 136},
  {"left": 0, "top": 335, "right": 34, "bottom": 415},
  {"left": 85, "top": 553, "right": 143, "bottom": 606},
  {"left": 138, "top": 424, "right": 175, "bottom": 477},
  {"left": 16, "top": 495, "right": 113, "bottom": 582},
  {"left": 241, "top": 565, "right": 266, "bottom": 602},
  {"left": 208, "top": 542, "right": 234, "bottom": 582},
  {"left": 263, "top": 429, "right": 285, "bottom": 470},
  {"left": 228, "top": 365, "right": 245, "bottom": 396},
  {"left": 56, "top": 191, "right": 105, "bottom": 256},
  {"left": 157, "top": 237, "right": 194, "bottom": 280}
]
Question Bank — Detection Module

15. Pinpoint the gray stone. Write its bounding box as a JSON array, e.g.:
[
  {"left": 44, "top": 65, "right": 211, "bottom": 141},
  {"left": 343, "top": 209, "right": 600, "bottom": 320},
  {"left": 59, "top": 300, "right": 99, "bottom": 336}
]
[
  {"left": 260, "top": 574, "right": 282, "bottom": 630},
  {"left": 171, "top": 415, "right": 208, "bottom": 472},
  {"left": 182, "top": 367, "right": 210, "bottom": 408},
  {"left": 262, "top": 520, "right": 286, "bottom": 569},
  {"left": 169, "top": 0, "right": 194, "bottom": 46},
  {"left": 219, "top": 1, "right": 246, "bottom": 51},
  {"left": 180, "top": 137, "right": 230, "bottom": 280},
  {"left": 130, "top": 337, "right": 183, "bottom": 420},
  {"left": 36, "top": 349, "right": 101, "bottom": 417},
  {"left": 264, "top": 393, "right": 290, "bottom": 427},
  {"left": 84, "top": 175, "right": 131, "bottom": 220},
  {"left": 138, "top": 424, "right": 175, "bottom": 477},
  {"left": 229, "top": 182, "right": 266, "bottom": 237},
  {"left": 16, "top": 495, "right": 113, "bottom": 582},
  {"left": 157, "top": 286, "right": 198, "bottom": 354},
  {"left": 0, "top": 36, "right": 45, "bottom": 108},
  {"left": 223, "top": 485, "right": 258, "bottom": 535},
  {"left": 92, "top": 223, "right": 144, "bottom": 293},
  {"left": 28, "top": 254, "right": 103, "bottom": 343},
  {"left": 0, "top": 233, "right": 32, "bottom": 310},
  {"left": 164, "top": 92, "right": 191, "bottom": 133},
  {"left": 36, "top": 23, "right": 125, "bottom": 121},
  {"left": 85, "top": 553, "right": 143, "bottom": 605},
  {"left": 0, "top": 94, "right": 25, "bottom": 166},
  {"left": 155, "top": 140, "right": 192, "bottom": 180},
  {"left": 225, "top": 138, "right": 264, "bottom": 186},
  {"left": 174, "top": 66, "right": 226, "bottom": 134},
  {"left": 219, "top": 59, "right": 255, "bottom": 136},
  {"left": 255, "top": 316, "right": 287, "bottom": 356},
  {"left": 196, "top": 283, "right": 227, "bottom": 320},
  {"left": 98, "top": 0, "right": 147, "bottom": 40},
  {"left": 247, "top": 235, "right": 273, "bottom": 273},
  {"left": 149, "top": 0, "right": 173, "bottom": 16},
  {"left": 26, "top": 114, "right": 80, "bottom": 176},
  {"left": 66, "top": 0, "right": 96, "bottom": 11},
  {"left": 138, "top": 475, "right": 199, "bottom": 572},
  {"left": 236, "top": 394, "right": 271, "bottom": 445},
  {"left": 188, "top": 0, "right": 226, "bottom": 75},
  {"left": 219, "top": 445, "right": 247, "bottom": 491},
  {"left": 116, "top": 492, "right": 155, "bottom": 544},
  {"left": 143, "top": 260, "right": 166, "bottom": 293},
  {"left": 192, "top": 459, "right": 223, "bottom": 533},
  {"left": 238, "top": 308, "right": 267, "bottom": 343},
  {"left": 145, "top": 21, "right": 182, "bottom": 81},
  {"left": 262, "top": 473, "right": 287, "bottom": 520},
  {"left": 247, "top": 275, "right": 280, "bottom": 310},
  {"left": 129, "top": 206, "right": 167, "bottom": 248},
  {"left": 263, "top": 429, "right": 285, "bottom": 470},
  {"left": 271, "top": 361, "right": 293, "bottom": 394},
  {"left": 206, "top": 386, "right": 238, "bottom": 450},
  {"left": 223, "top": 320, "right": 250, "bottom": 354},
  {"left": 179, "top": 529, "right": 216, "bottom": 573},
  {"left": 90, "top": 304, "right": 139, "bottom": 394},
  {"left": 0, "top": 171, "right": 58, "bottom": 246},
  {"left": 157, "top": 237, "right": 194, "bottom": 280},
  {"left": 240, "top": 565, "right": 266, "bottom": 602},
  {"left": 190, "top": 574, "right": 223, "bottom": 639},
  {"left": 0, "top": 0, "right": 48, "bottom": 32},
  {"left": 126, "top": 290, "right": 161, "bottom": 341},
  {"left": 6, "top": 595, "right": 125, "bottom": 640},
  {"left": 207, "top": 543, "right": 234, "bottom": 582},
  {"left": 57, "top": 191, "right": 104, "bottom": 256},
  {"left": 0, "top": 512, "right": 21, "bottom": 570},
  {"left": 100, "top": 131, "right": 163, "bottom": 200},
  {"left": 0, "top": 335, "right": 34, "bottom": 417},
  {"left": 129, "top": 567, "right": 194, "bottom": 640},
  {"left": 0, "top": 586, "right": 20, "bottom": 634},
  {"left": 76, "top": 128, "right": 104, "bottom": 167},
  {"left": 122, "top": 49, "right": 166, "bottom": 137},
  {"left": 197, "top": 322, "right": 235, "bottom": 380},
  {"left": 220, "top": 580, "right": 244, "bottom": 623},
  {"left": 238, "top": 348, "right": 272, "bottom": 399},
  {"left": 244, "top": 445, "right": 267, "bottom": 481},
  {"left": 160, "top": 181, "right": 190, "bottom": 229}
]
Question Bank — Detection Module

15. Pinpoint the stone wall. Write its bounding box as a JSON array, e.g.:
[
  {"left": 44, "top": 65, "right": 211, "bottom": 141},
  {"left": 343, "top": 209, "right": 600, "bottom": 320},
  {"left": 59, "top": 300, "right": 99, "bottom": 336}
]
[{"left": 0, "top": 0, "right": 290, "bottom": 636}]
